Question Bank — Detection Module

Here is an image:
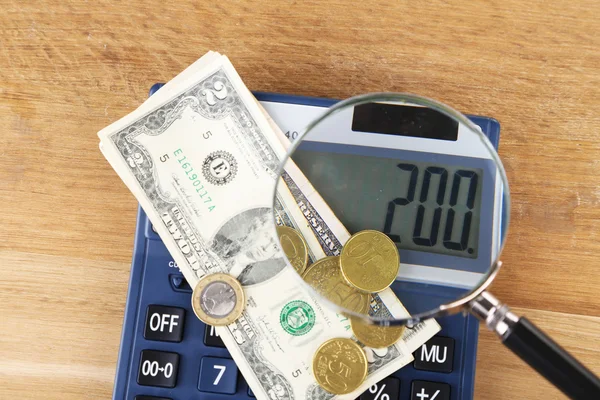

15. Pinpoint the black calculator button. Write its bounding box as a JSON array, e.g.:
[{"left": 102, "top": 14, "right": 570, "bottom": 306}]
[
  {"left": 144, "top": 305, "right": 185, "bottom": 342},
  {"left": 204, "top": 324, "right": 225, "bottom": 348},
  {"left": 137, "top": 350, "right": 179, "bottom": 388},
  {"left": 413, "top": 336, "right": 454, "bottom": 373},
  {"left": 134, "top": 396, "right": 172, "bottom": 400},
  {"left": 359, "top": 376, "right": 400, "bottom": 399},
  {"left": 198, "top": 356, "right": 238, "bottom": 394},
  {"left": 411, "top": 380, "right": 450, "bottom": 400}
]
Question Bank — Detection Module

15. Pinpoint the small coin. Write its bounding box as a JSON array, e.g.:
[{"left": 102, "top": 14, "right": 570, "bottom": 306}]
[
  {"left": 350, "top": 317, "right": 406, "bottom": 349},
  {"left": 313, "top": 338, "right": 367, "bottom": 394},
  {"left": 277, "top": 226, "right": 309, "bottom": 275},
  {"left": 302, "top": 256, "right": 370, "bottom": 315},
  {"left": 340, "top": 230, "right": 400, "bottom": 293},
  {"left": 191, "top": 273, "right": 245, "bottom": 326}
]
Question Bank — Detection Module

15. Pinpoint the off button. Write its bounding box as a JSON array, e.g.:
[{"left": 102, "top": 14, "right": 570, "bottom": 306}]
[{"left": 144, "top": 305, "right": 185, "bottom": 342}]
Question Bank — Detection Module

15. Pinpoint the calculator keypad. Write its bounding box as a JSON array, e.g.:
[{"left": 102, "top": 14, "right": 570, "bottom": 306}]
[
  {"left": 144, "top": 305, "right": 185, "bottom": 343},
  {"left": 413, "top": 336, "right": 455, "bottom": 373},
  {"left": 137, "top": 350, "right": 180, "bottom": 388},
  {"left": 129, "top": 298, "right": 471, "bottom": 399},
  {"left": 126, "top": 252, "right": 475, "bottom": 400},
  {"left": 198, "top": 356, "right": 238, "bottom": 394},
  {"left": 411, "top": 380, "right": 451, "bottom": 400}
]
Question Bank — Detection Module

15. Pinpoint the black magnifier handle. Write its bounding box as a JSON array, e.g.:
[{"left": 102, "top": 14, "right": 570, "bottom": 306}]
[{"left": 470, "top": 292, "right": 600, "bottom": 399}]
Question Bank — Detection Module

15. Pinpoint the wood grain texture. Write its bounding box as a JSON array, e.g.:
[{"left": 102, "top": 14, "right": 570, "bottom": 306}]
[{"left": 0, "top": 1, "right": 598, "bottom": 399}]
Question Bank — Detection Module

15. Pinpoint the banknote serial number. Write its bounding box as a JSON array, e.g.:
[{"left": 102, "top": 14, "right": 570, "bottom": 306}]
[{"left": 161, "top": 149, "right": 215, "bottom": 212}]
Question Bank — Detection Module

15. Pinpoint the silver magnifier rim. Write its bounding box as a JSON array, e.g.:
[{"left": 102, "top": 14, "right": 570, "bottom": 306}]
[{"left": 271, "top": 92, "right": 511, "bottom": 327}]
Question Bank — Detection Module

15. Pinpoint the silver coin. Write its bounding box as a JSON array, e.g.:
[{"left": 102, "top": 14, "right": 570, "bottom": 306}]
[
  {"left": 192, "top": 273, "right": 245, "bottom": 325},
  {"left": 200, "top": 281, "right": 237, "bottom": 318}
]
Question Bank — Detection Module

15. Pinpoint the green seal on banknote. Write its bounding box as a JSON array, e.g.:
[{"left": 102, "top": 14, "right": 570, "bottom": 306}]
[{"left": 280, "top": 300, "right": 315, "bottom": 336}]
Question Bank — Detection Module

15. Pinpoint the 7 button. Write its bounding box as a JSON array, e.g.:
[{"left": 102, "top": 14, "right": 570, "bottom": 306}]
[{"left": 198, "top": 357, "right": 238, "bottom": 394}]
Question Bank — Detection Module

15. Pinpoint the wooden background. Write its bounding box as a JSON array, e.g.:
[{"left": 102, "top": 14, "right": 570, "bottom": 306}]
[{"left": 1, "top": 1, "right": 599, "bottom": 399}]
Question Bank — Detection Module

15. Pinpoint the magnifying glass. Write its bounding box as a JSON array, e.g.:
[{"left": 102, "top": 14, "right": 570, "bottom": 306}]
[{"left": 270, "top": 93, "right": 600, "bottom": 399}]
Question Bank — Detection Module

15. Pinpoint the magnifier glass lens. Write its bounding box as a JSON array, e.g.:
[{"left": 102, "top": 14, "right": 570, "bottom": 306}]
[{"left": 272, "top": 94, "right": 509, "bottom": 324}]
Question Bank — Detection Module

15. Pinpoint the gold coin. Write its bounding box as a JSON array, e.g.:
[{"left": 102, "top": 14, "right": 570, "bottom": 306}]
[
  {"left": 302, "top": 256, "right": 370, "bottom": 315},
  {"left": 313, "top": 338, "right": 368, "bottom": 394},
  {"left": 191, "top": 273, "right": 245, "bottom": 326},
  {"left": 340, "top": 230, "right": 400, "bottom": 293},
  {"left": 350, "top": 317, "right": 406, "bottom": 348},
  {"left": 277, "top": 226, "right": 309, "bottom": 275}
]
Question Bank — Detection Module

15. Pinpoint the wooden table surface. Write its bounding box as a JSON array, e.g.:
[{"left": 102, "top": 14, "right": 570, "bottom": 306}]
[{"left": 1, "top": 1, "right": 599, "bottom": 399}]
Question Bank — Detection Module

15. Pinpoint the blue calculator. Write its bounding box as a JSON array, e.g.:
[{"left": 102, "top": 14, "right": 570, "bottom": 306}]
[{"left": 112, "top": 88, "right": 501, "bottom": 400}]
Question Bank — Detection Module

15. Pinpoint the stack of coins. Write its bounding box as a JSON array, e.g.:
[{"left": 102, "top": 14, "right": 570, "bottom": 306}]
[
  {"left": 297, "top": 230, "right": 400, "bottom": 309},
  {"left": 279, "top": 227, "right": 404, "bottom": 342},
  {"left": 303, "top": 256, "right": 371, "bottom": 314},
  {"left": 277, "top": 227, "right": 401, "bottom": 299},
  {"left": 339, "top": 230, "right": 405, "bottom": 350},
  {"left": 278, "top": 227, "right": 405, "bottom": 393}
]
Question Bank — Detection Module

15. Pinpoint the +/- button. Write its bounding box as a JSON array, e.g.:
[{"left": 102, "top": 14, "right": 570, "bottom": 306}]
[{"left": 411, "top": 380, "right": 450, "bottom": 400}]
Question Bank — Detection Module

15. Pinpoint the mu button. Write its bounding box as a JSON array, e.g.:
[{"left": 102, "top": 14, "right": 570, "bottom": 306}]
[{"left": 413, "top": 336, "right": 454, "bottom": 373}]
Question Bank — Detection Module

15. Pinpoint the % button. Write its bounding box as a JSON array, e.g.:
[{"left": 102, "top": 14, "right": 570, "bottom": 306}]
[{"left": 359, "top": 377, "right": 400, "bottom": 400}]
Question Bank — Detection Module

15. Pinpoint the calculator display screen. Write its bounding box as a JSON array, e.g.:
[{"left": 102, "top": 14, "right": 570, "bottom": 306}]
[{"left": 293, "top": 145, "right": 484, "bottom": 259}]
